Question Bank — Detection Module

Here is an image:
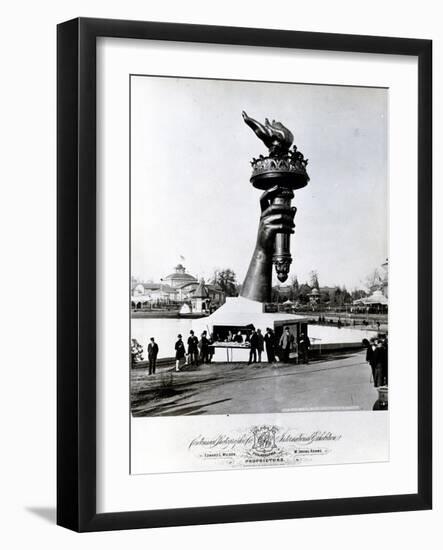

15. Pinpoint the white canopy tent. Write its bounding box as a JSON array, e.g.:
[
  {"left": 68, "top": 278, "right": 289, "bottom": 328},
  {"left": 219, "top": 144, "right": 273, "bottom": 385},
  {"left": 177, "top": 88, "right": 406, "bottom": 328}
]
[
  {"left": 191, "top": 297, "right": 309, "bottom": 362},
  {"left": 192, "top": 297, "right": 308, "bottom": 335},
  {"left": 353, "top": 290, "right": 388, "bottom": 306}
]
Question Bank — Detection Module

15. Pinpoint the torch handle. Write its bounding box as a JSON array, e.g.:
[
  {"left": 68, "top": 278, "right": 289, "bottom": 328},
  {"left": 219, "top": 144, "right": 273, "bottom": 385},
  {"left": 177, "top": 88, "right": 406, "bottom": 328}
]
[{"left": 272, "top": 188, "right": 295, "bottom": 283}]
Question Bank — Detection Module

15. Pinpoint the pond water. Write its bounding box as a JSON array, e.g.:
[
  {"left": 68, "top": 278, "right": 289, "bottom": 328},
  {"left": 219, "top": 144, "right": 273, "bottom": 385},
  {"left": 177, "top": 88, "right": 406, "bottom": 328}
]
[{"left": 131, "top": 318, "right": 375, "bottom": 359}]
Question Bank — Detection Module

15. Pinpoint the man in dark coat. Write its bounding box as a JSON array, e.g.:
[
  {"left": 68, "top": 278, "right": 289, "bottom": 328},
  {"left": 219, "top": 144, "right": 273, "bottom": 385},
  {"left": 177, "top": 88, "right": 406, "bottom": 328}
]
[
  {"left": 200, "top": 331, "right": 210, "bottom": 364},
  {"left": 175, "top": 334, "right": 186, "bottom": 372},
  {"left": 256, "top": 328, "right": 264, "bottom": 362},
  {"left": 248, "top": 329, "right": 259, "bottom": 365},
  {"left": 233, "top": 331, "right": 243, "bottom": 344},
  {"left": 381, "top": 336, "right": 388, "bottom": 385},
  {"left": 298, "top": 332, "right": 311, "bottom": 364},
  {"left": 264, "top": 327, "right": 276, "bottom": 363},
  {"left": 372, "top": 340, "right": 386, "bottom": 387},
  {"left": 147, "top": 337, "right": 159, "bottom": 375},
  {"left": 207, "top": 332, "right": 215, "bottom": 363},
  {"left": 366, "top": 338, "right": 376, "bottom": 381},
  {"left": 187, "top": 330, "right": 199, "bottom": 366},
  {"left": 364, "top": 338, "right": 373, "bottom": 363},
  {"left": 279, "top": 327, "right": 294, "bottom": 363}
]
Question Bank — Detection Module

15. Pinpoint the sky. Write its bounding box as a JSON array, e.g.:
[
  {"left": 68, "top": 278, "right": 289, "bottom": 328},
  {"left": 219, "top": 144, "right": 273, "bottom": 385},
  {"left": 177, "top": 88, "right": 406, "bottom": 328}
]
[{"left": 131, "top": 75, "right": 387, "bottom": 290}]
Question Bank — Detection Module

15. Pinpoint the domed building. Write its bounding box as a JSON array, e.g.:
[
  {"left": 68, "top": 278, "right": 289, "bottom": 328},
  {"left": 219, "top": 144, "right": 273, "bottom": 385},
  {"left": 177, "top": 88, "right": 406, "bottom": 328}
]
[
  {"left": 130, "top": 264, "right": 226, "bottom": 312},
  {"left": 163, "top": 264, "right": 197, "bottom": 288}
]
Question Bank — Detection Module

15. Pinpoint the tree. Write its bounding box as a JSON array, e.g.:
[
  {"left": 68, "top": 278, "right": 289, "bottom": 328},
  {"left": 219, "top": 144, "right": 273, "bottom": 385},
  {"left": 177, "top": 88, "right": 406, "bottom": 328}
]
[
  {"left": 309, "top": 270, "right": 320, "bottom": 290},
  {"left": 289, "top": 274, "right": 300, "bottom": 300},
  {"left": 341, "top": 285, "right": 352, "bottom": 305},
  {"left": 332, "top": 287, "right": 343, "bottom": 306},
  {"left": 351, "top": 289, "right": 367, "bottom": 301},
  {"left": 320, "top": 289, "right": 331, "bottom": 305},
  {"left": 131, "top": 338, "right": 144, "bottom": 365},
  {"left": 211, "top": 268, "right": 238, "bottom": 297},
  {"left": 297, "top": 283, "right": 312, "bottom": 304},
  {"left": 365, "top": 268, "right": 384, "bottom": 294}
]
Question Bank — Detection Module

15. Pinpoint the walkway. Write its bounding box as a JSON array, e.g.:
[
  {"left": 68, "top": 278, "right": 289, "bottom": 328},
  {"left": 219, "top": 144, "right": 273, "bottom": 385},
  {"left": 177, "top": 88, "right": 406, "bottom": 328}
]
[{"left": 131, "top": 350, "right": 379, "bottom": 416}]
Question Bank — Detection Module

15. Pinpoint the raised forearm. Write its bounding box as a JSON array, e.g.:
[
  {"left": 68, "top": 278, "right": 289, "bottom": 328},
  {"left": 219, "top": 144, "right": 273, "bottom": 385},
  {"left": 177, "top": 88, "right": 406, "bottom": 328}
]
[
  {"left": 240, "top": 246, "right": 273, "bottom": 302},
  {"left": 240, "top": 186, "right": 295, "bottom": 303}
]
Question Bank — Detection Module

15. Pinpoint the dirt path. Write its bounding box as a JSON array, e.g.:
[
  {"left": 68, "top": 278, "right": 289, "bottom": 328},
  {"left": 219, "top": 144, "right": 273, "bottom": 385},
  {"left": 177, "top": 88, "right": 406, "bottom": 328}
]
[{"left": 131, "top": 350, "right": 379, "bottom": 416}]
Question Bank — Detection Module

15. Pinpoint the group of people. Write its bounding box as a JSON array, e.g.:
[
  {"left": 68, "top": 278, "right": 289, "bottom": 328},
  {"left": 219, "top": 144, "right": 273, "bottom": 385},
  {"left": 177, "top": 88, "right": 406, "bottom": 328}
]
[
  {"left": 365, "top": 335, "right": 388, "bottom": 388},
  {"left": 174, "top": 330, "right": 214, "bottom": 372},
  {"left": 277, "top": 327, "right": 311, "bottom": 364},
  {"left": 243, "top": 326, "right": 310, "bottom": 365},
  {"left": 132, "top": 325, "right": 312, "bottom": 376},
  {"left": 175, "top": 327, "right": 311, "bottom": 372}
]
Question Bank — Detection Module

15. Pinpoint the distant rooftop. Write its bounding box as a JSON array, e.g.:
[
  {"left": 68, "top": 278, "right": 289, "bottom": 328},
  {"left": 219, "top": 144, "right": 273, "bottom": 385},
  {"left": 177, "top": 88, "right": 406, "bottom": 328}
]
[{"left": 164, "top": 264, "right": 197, "bottom": 285}]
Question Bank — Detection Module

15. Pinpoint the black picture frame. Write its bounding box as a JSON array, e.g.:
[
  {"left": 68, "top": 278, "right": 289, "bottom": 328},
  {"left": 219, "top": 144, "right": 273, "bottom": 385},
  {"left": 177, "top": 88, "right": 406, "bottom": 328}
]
[{"left": 57, "top": 17, "right": 432, "bottom": 532}]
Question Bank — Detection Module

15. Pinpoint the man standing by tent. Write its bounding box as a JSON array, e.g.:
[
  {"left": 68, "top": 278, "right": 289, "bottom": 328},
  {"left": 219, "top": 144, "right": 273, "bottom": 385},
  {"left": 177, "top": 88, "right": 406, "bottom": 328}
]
[
  {"left": 298, "top": 332, "right": 311, "bottom": 364},
  {"left": 199, "top": 330, "right": 210, "bottom": 364},
  {"left": 264, "top": 327, "right": 276, "bottom": 363},
  {"left": 256, "top": 328, "right": 264, "bottom": 362},
  {"left": 187, "top": 330, "right": 199, "bottom": 366},
  {"left": 279, "top": 326, "right": 294, "bottom": 363},
  {"left": 248, "top": 329, "right": 259, "bottom": 365}
]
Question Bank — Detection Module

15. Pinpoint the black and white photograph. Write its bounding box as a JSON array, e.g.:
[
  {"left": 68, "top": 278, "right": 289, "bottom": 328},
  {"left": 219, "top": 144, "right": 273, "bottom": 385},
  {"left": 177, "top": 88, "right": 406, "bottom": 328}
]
[
  {"left": 129, "top": 75, "right": 389, "bottom": 473},
  {"left": 0, "top": 0, "right": 436, "bottom": 542}
]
